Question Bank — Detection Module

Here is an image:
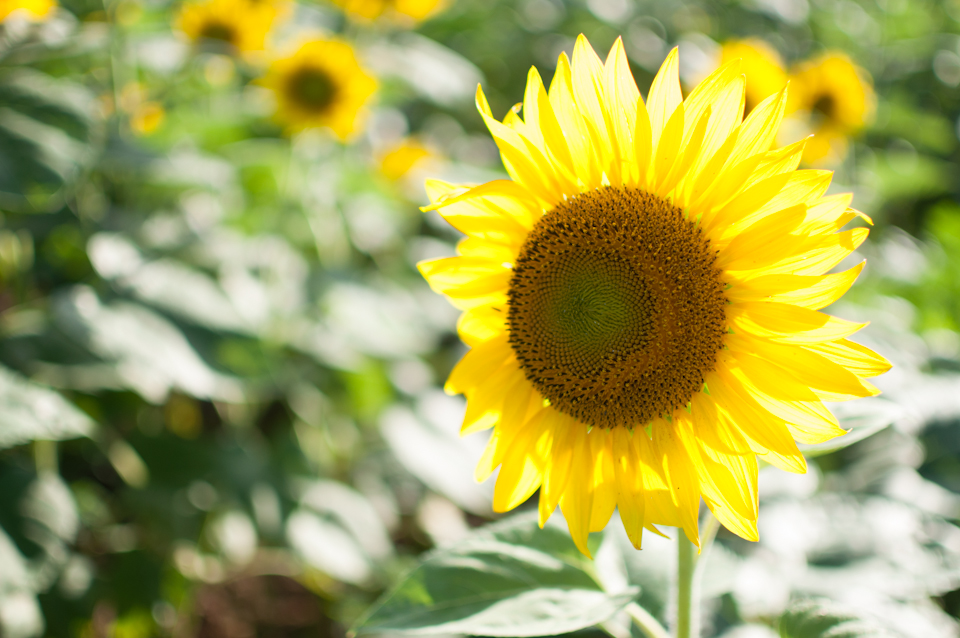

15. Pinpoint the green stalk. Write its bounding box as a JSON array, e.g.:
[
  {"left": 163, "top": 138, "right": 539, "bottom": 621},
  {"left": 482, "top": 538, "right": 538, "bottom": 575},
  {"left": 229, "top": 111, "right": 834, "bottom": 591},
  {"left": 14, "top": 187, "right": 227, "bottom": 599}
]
[{"left": 675, "top": 531, "right": 696, "bottom": 638}]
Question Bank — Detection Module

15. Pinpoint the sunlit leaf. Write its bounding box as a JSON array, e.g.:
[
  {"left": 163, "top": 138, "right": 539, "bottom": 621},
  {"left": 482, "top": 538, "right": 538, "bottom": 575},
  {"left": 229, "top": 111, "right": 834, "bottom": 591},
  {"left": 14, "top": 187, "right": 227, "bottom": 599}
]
[
  {"left": 0, "top": 366, "right": 94, "bottom": 450},
  {"left": 780, "top": 599, "right": 901, "bottom": 638},
  {"left": 353, "top": 512, "right": 633, "bottom": 637}
]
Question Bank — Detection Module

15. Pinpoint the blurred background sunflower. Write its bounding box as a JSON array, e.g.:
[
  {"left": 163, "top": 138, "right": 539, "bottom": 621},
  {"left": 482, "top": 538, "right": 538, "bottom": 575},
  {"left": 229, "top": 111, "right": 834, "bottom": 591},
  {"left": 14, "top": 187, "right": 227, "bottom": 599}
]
[{"left": 0, "top": 0, "right": 959, "bottom": 637}]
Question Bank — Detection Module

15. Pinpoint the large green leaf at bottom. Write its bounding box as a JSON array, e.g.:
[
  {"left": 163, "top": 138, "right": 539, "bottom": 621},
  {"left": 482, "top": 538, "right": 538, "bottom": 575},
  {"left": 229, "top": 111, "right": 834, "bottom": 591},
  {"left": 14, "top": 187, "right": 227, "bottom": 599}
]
[
  {"left": 353, "top": 512, "right": 637, "bottom": 637},
  {"left": 779, "top": 599, "right": 902, "bottom": 638}
]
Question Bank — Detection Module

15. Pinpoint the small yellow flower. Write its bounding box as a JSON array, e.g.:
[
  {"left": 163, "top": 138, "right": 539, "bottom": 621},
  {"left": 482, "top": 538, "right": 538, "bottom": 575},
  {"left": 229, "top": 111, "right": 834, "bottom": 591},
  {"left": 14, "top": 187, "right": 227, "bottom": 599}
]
[
  {"left": 719, "top": 39, "right": 787, "bottom": 115},
  {"left": 175, "top": 0, "right": 282, "bottom": 54},
  {"left": 0, "top": 0, "right": 55, "bottom": 21},
  {"left": 379, "top": 139, "right": 433, "bottom": 180},
  {"left": 329, "top": 0, "right": 445, "bottom": 22},
  {"left": 259, "top": 39, "right": 377, "bottom": 140},
  {"left": 788, "top": 52, "right": 875, "bottom": 165},
  {"left": 130, "top": 102, "right": 165, "bottom": 135}
]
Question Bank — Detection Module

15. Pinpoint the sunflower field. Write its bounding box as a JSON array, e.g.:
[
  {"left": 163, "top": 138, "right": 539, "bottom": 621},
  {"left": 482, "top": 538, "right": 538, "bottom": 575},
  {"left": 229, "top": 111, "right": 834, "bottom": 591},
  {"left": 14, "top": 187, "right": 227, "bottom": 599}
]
[{"left": 0, "top": 0, "right": 958, "bottom": 636}]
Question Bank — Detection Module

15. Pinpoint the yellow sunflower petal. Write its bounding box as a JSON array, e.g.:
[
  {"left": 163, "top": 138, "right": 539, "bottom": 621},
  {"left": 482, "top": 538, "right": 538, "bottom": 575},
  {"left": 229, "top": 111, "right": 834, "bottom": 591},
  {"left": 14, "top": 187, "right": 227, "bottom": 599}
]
[
  {"left": 493, "top": 411, "right": 550, "bottom": 512},
  {"left": 603, "top": 37, "right": 641, "bottom": 185},
  {"left": 728, "top": 301, "right": 867, "bottom": 343},
  {"left": 805, "top": 339, "right": 892, "bottom": 378},
  {"left": 726, "top": 261, "right": 864, "bottom": 310},
  {"left": 647, "top": 47, "right": 682, "bottom": 152},
  {"left": 588, "top": 429, "right": 618, "bottom": 532},
  {"left": 559, "top": 432, "right": 597, "bottom": 558},
  {"left": 550, "top": 54, "right": 602, "bottom": 188},
  {"left": 538, "top": 410, "right": 576, "bottom": 527},
  {"left": 444, "top": 333, "right": 512, "bottom": 395},
  {"left": 612, "top": 427, "right": 646, "bottom": 549}
]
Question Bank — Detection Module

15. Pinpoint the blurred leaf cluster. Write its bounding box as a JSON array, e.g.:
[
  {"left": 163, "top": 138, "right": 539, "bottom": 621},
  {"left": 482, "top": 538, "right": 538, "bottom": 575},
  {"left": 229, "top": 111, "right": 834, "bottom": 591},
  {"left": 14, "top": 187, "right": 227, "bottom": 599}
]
[{"left": 1, "top": 0, "right": 960, "bottom": 637}]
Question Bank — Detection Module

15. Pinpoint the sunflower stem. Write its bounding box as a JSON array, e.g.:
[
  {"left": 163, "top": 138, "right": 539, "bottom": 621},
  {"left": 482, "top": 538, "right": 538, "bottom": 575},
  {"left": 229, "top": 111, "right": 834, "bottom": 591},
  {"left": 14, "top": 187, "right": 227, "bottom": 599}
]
[
  {"left": 626, "top": 603, "right": 671, "bottom": 638},
  {"left": 676, "top": 531, "right": 696, "bottom": 638}
]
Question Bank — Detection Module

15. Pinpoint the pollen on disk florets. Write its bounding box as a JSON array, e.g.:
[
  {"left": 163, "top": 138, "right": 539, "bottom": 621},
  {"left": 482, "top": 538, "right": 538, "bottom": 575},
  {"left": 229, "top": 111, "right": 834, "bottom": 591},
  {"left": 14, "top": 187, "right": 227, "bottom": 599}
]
[{"left": 506, "top": 186, "right": 727, "bottom": 429}]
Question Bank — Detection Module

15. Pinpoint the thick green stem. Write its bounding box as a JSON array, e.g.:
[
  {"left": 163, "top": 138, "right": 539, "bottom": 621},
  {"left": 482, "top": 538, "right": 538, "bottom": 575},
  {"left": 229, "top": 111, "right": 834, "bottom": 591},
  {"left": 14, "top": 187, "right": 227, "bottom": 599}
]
[{"left": 675, "top": 531, "right": 696, "bottom": 638}]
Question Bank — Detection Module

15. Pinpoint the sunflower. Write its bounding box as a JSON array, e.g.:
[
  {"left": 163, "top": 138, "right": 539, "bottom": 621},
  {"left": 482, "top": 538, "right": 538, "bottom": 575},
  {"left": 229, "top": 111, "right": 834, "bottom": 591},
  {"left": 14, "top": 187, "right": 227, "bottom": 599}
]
[
  {"left": 787, "top": 52, "right": 875, "bottom": 165},
  {"left": 329, "top": 0, "right": 444, "bottom": 22},
  {"left": 379, "top": 139, "right": 434, "bottom": 180},
  {"left": 175, "top": 0, "right": 282, "bottom": 54},
  {"left": 0, "top": 0, "right": 55, "bottom": 21},
  {"left": 719, "top": 39, "right": 787, "bottom": 115},
  {"left": 418, "top": 35, "right": 890, "bottom": 557},
  {"left": 258, "top": 38, "right": 377, "bottom": 139}
]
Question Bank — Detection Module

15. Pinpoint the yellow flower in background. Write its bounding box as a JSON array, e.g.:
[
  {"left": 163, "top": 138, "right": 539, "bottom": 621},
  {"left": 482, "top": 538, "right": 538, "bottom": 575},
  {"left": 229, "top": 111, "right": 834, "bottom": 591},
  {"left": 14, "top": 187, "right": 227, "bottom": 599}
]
[
  {"left": 720, "top": 39, "right": 787, "bottom": 115},
  {"left": 419, "top": 35, "right": 890, "bottom": 557},
  {"left": 259, "top": 39, "right": 377, "bottom": 139},
  {"left": 0, "top": 0, "right": 55, "bottom": 21},
  {"left": 330, "top": 0, "right": 445, "bottom": 22},
  {"left": 788, "top": 52, "right": 875, "bottom": 165},
  {"left": 379, "top": 139, "right": 434, "bottom": 180},
  {"left": 176, "top": 0, "right": 283, "bottom": 53}
]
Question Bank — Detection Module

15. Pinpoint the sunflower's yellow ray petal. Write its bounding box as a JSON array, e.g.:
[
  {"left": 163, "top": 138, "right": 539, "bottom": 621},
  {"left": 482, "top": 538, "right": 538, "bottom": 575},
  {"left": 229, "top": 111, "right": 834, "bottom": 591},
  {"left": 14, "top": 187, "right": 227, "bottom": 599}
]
[
  {"left": 524, "top": 66, "right": 579, "bottom": 194},
  {"left": 604, "top": 37, "right": 641, "bottom": 185},
  {"left": 572, "top": 35, "right": 619, "bottom": 184},
  {"left": 728, "top": 301, "right": 867, "bottom": 344},
  {"left": 456, "top": 237, "right": 517, "bottom": 263},
  {"left": 682, "top": 59, "right": 743, "bottom": 146},
  {"left": 647, "top": 47, "right": 682, "bottom": 152},
  {"left": 650, "top": 102, "right": 684, "bottom": 192},
  {"left": 701, "top": 169, "right": 793, "bottom": 236},
  {"left": 476, "top": 85, "right": 563, "bottom": 207},
  {"left": 445, "top": 333, "right": 512, "bottom": 395},
  {"left": 461, "top": 363, "right": 529, "bottom": 435},
  {"left": 653, "top": 422, "right": 701, "bottom": 548},
  {"left": 493, "top": 411, "right": 550, "bottom": 512},
  {"left": 560, "top": 434, "right": 596, "bottom": 558},
  {"left": 756, "top": 228, "right": 869, "bottom": 277},
  {"left": 813, "top": 380, "right": 881, "bottom": 403},
  {"left": 726, "top": 262, "right": 865, "bottom": 310},
  {"left": 634, "top": 92, "right": 654, "bottom": 187},
  {"left": 424, "top": 179, "right": 540, "bottom": 230},
  {"left": 458, "top": 303, "right": 508, "bottom": 346},
  {"left": 743, "top": 137, "right": 808, "bottom": 187},
  {"left": 712, "top": 169, "right": 833, "bottom": 242},
  {"left": 727, "top": 333, "right": 879, "bottom": 400},
  {"left": 550, "top": 53, "right": 602, "bottom": 188},
  {"left": 716, "top": 204, "right": 807, "bottom": 270},
  {"left": 635, "top": 429, "right": 683, "bottom": 528},
  {"left": 731, "top": 169, "right": 833, "bottom": 234},
  {"left": 675, "top": 410, "right": 758, "bottom": 540},
  {"left": 538, "top": 410, "right": 576, "bottom": 527},
  {"left": 475, "top": 429, "right": 501, "bottom": 482},
  {"left": 588, "top": 429, "right": 618, "bottom": 532},
  {"left": 664, "top": 106, "right": 712, "bottom": 201},
  {"left": 418, "top": 256, "right": 511, "bottom": 297},
  {"left": 691, "top": 392, "right": 753, "bottom": 456},
  {"left": 687, "top": 123, "right": 740, "bottom": 210},
  {"left": 708, "top": 363, "right": 806, "bottom": 472},
  {"left": 805, "top": 339, "right": 892, "bottom": 378},
  {"left": 612, "top": 427, "right": 646, "bottom": 549},
  {"left": 681, "top": 73, "right": 745, "bottom": 201},
  {"left": 796, "top": 193, "right": 854, "bottom": 234},
  {"left": 501, "top": 374, "right": 537, "bottom": 430},
  {"left": 727, "top": 350, "right": 847, "bottom": 444},
  {"left": 728, "top": 85, "right": 788, "bottom": 164}
]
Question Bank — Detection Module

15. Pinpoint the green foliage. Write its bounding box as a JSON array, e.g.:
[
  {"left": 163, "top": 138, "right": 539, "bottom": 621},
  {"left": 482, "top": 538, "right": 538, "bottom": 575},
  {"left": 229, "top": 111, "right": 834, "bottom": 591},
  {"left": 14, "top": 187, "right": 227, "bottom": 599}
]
[
  {"left": 780, "top": 599, "right": 902, "bottom": 638},
  {"left": 354, "top": 513, "right": 635, "bottom": 637}
]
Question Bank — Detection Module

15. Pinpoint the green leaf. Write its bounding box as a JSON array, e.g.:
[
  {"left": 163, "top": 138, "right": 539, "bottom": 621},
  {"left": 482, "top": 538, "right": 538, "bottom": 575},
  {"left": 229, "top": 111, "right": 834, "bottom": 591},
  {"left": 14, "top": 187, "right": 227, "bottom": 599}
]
[
  {"left": 799, "top": 398, "right": 901, "bottom": 458},
  {"left": 0, "top": 365, "right": 94, "bottom": 450},
  {"left": 353, "top": 512, "right": 635, "bottom": 637},
  {"left": 779, "top": 599, "right": 901, "bottom": 638},
  {"left": 0, "top": 68, "right": 99, "bottom": 213}
]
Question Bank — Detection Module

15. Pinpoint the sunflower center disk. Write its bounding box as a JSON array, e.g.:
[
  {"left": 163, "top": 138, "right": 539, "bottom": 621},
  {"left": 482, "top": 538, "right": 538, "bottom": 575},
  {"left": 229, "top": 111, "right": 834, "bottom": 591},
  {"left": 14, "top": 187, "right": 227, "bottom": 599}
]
[
  {"left": 287, "top": 68, "right": 336, "bottom": 111},
  {"left": 507, "top": 186, "right": 727, "bottom": 429}
]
